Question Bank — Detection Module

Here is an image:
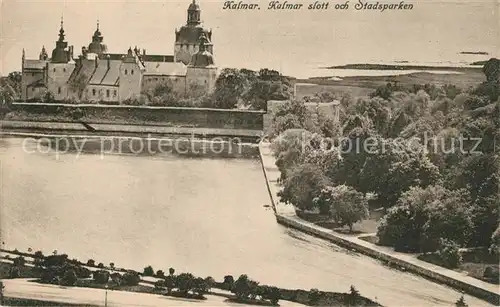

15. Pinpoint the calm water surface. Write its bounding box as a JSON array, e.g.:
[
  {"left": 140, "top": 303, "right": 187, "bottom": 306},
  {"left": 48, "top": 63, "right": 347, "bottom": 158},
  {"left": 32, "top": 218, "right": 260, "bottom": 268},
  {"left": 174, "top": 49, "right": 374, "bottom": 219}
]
[{"left": 0, "top": 137, "right": 493, "bottom": 306}]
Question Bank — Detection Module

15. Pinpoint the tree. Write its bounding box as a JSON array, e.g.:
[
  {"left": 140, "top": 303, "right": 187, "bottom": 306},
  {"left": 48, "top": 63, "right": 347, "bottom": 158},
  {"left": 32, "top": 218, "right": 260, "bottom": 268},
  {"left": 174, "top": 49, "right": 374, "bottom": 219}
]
[
  {"left": 437, "top": 239, "right": 462, "bottom": 269},
  {"left": 489, "top": 224, "right": 500, "bottom": 255},
  {"left": 122, "top": 271, "right": 140, "bottom": 286},
  {"left": 345, "top": 285, "right": 361, "bottom": 306},
  {"left": 93, "top": 270, "right": 110, "bottom": 284},
  {"left": 482, "top": 58, "right": 500, "bottom": 82},
  {"left": 278, "top": 163, "right": 332, "bottom": 212},
  {"left": 34, "top": 251, "right": 44, "bottom": 267},
  {"left": 164, "top": 275, "right": 175, "bottom": 294},
  {"left": 308, "top": 288, "right": 321, "bottom": 305},
  {"left": 318, "top": 185, "right": 370, "bottom": 232},
  {"left": 109, "top": 262, "right": 115, "bottom": 270},
  {"left": 61, "top": 269, "right": 77, "bottom": 286},
  {"left": 97, "top": 262, "right": 104, "bottom": 269},
  {"left": 222, "top": 275, "right": 234, "bottom": 290},
  {"left": 176, "top": 273, "right": 195, "bottom": 295},
  {"left": 156, "top": 270, "right": 165, "bottom": 278},
  {"left": 243, "top": 80, "right": 290, "bottom": 110},
  {"left": 87, "top": 259, "right": 95, "bottom": 267},
  {"left": 377, "top": 185, "right": 473, "bottom": 253},
  {"left": 143, "top": 265, "right": 154, "bottom": 276},
  {"left": 169, "top": 267, "right": 175, "bottom": 276},
  {"left": 212, "top": 68, "right": 248, "bottom": 109},
  {"left": 455, "top": 295, "right": 469, "bottom": 307},
  {"left": 9, "top": 266, "right": 20, "bottom": 279},
  {"left": 204, "top": 276, "right": 215, "bottom": 293},
  {"left": 271, "top": 129, "right": 316, "bottom": 179},
  {"left": 232, "top": 274, "right": 259, "bottom": 299}
]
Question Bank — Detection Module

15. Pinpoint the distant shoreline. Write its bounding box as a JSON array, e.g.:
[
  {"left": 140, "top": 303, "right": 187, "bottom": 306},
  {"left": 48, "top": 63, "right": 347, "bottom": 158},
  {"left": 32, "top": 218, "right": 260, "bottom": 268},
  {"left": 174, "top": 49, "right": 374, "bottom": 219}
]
[{"left": 322, "top": 63, "right": 484, "bottom": 71}]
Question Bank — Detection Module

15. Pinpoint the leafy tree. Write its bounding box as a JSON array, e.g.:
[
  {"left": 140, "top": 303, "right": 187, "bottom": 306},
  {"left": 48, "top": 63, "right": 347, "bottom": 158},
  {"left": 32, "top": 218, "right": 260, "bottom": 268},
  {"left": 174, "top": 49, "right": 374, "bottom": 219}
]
[
  {"left": 13, "top": 256, "right": 26, "bottom": 267},
  {"left": 212, "top": 68, "right": 248, "bottom": 109},
  {"left": 34, "top": 251, "right": 44, "bottom": 267},
  {"left": 164, "top": 275, "right": 175, "bottom": 294},
  {"left": 204, "top": 276, "right": 215, "bottom": 292},
  {"left": 244, "top": 80, "right": 290, "bottom": 110},
  {"left": 222, "top": 275, "right": 234, "bottom": 290},
  {"left": 271, "top": 129, "right": 316, "bottom": 179},
  {"left": 86, "top": 259, "right": 95, "bottom": 267},
  {"left": 278, "top": 163, "right": 332, "bottom": 212},
  {"left": 61, "top": 269, "right": 77, "bottom": 286},
  {"left": 97, "top": 262, "right": 104, "bottom": 269},
  {"left": 489, "top": 224, "right": 500, "bottom": 255},
  {"left": 154, "top": 280, "right": 166, "bottom": 291},
  {"left": 168, "top": 267, "right": 175, "bottom": 276},
  {"left": 9, "top": 266, "right": 20, "bottom": 278},
  {"left": 232, "top": 274, "right": 259, "bottom": 299},
  {"left": 193, "top": 277, "right": 208, "bottom": 296},
  {"left": 360, "top": 138, "right": 440, "bottom": 208},
  {"left": 93, "top": 270, "right": 110, "bottom": 284},
  {"left": 308, "top": 288, "right": 321, "bottom": 305},
  {"left": 317, "top": 185, "right": 370, "bottom": 232},
  {"left": 122, "top": 271, "right": 140, "bottom": 286},
  {"left": 377, "top": 185, "right": 473, "bottom": 252},
  {"left": 437, "top": 239, "right": 462, "bottom": 269},
  {"left": 176, "top": 273, "right": 195, "bottom": 295},
  {"left": 261, "top": 285, "right": 280, "bottom": 305},
  {"left": 143, "top": 265, "right": 154, "bottom": 276},
  {"left": 156, "top": 270, "right": 165, "bottom": 278}
]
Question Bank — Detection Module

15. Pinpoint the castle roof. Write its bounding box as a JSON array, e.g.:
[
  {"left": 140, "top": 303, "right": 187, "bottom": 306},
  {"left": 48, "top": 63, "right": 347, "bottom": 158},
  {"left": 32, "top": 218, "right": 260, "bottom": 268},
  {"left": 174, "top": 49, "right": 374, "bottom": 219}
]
[
  {"left": 24, "top": 59, "right": 48, "bottom": 70},
  {"left": 175, "top": 25, "right": 212, "bottom": 45},
  {"left": 143, "top": 62, "right": 187, "bottom": 76}
]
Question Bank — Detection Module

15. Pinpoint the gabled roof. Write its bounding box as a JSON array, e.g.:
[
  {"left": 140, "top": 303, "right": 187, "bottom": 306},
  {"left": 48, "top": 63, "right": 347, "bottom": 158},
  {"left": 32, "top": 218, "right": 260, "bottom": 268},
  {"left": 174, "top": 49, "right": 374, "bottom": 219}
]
[
  {"left": 24, "top": 60, "right": 48, "bottom": 70},
  {"left": 100, "top": 61, "right": 121, "bottom": 86},
  {"left": 143, "top": 61, "right": 187, "bottom": 76}
]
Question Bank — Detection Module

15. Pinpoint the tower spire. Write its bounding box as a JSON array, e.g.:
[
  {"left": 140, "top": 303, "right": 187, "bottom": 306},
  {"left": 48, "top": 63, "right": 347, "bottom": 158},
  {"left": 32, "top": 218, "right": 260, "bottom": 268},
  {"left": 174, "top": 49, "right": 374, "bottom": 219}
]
[{"left": 97, "top": 19, "right": 99, "bottom": 30}]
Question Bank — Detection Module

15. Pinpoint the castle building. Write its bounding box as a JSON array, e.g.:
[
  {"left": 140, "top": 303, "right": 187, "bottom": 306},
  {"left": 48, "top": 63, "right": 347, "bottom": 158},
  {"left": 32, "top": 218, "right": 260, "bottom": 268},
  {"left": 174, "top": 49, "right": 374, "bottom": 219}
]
[{"left": 21, "top": 0, "right": 218, "bottom": 104}]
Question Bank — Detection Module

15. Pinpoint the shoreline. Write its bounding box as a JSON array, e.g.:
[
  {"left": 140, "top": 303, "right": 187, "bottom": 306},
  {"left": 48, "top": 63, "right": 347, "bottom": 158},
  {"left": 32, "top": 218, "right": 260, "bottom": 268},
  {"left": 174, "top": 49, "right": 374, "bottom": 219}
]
[{"left": 321, "top": 63, "right": 483, "bottom": 71}]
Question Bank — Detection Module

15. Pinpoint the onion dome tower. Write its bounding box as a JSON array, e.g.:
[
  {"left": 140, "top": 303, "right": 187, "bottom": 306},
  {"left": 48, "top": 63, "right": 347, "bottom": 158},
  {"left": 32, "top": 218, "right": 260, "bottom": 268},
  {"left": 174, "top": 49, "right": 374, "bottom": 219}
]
[
  {"left": 88, "top": 20, "right": 108, "bottom": 56},
  {"left": 51, "top": 17, "right": 70, "bottom": 63},
  {"left": 39, "top": 46, "right": 48, "bottom": 60},
  {"left": 189, "top": 33, "right": 214, "bottom": 67},
  {"left": 174, "top": 0, "right": 213, "bottom": 65}
]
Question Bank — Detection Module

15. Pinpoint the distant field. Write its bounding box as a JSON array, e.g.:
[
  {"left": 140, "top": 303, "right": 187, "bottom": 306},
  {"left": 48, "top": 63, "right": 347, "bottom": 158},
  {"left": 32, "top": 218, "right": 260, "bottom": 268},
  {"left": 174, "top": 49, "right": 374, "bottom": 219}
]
[{"left": 294, "top": 70, "right": 486, "bottom": 99}]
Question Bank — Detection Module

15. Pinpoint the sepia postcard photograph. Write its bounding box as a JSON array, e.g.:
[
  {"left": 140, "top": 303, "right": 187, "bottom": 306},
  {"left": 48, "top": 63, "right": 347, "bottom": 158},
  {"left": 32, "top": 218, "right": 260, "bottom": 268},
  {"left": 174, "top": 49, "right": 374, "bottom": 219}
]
[{"left": 0, "top": 0, "right": 499, "bottom": 306}]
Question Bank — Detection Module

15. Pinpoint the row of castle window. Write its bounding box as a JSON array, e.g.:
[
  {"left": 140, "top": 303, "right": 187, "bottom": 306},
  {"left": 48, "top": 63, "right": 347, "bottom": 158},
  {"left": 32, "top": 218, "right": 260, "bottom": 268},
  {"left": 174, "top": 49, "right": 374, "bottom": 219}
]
[
  {"left": 90, "top": 88, "right": 117, "bottom": 98},
  {"left": 52, "top": 68, "right": 67, "bottom": 72},
  {"left": 124, "top": 69, "right": 134, "bottom": 75}
]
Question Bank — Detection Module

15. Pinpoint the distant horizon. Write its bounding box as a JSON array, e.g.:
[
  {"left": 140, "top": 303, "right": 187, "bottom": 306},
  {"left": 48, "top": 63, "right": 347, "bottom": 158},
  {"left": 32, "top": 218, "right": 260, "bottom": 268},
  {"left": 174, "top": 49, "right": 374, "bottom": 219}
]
[{"left": 1, "top": 0, "right": 498, "bottom": 78}]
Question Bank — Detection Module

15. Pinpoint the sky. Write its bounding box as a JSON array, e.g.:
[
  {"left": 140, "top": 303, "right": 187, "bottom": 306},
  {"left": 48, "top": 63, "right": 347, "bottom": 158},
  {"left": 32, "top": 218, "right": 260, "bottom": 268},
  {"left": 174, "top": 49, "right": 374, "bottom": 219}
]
[{"left": 1, "top": 0, "right": 499, "bottom": 77}]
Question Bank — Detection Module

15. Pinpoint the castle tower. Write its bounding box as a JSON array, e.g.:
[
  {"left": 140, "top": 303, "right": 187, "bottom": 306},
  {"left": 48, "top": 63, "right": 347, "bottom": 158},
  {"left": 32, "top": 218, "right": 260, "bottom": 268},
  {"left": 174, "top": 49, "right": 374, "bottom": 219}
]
[
  {"left": 174, "top": 0, "right": 213, "bottom": 65},
  {"left": 39, "top": 46, "right": 48, "bottom": 60},
  {"left": 186, "top": 34, "right": 218, "bottom": 93},
  {"left": 88, "top": 20, "right": 108, "bottom": 56},
  {"left": 51, "top": 17, "right": 70, "bottom": 63}
]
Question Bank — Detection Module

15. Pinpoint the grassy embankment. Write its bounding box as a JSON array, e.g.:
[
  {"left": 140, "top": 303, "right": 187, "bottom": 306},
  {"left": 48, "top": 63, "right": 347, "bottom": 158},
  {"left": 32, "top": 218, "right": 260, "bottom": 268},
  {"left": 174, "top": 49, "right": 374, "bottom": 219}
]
[{"left": 294, "top": 70, "right": 485, "bottom": 99}]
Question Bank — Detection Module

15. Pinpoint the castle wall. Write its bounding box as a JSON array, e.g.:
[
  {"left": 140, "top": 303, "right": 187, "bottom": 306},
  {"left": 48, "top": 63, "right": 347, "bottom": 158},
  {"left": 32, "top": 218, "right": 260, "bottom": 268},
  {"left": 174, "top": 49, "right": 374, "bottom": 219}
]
[
  {"left": 22, "top": 70, "right": 45, "bottom": 100},
  {"left": 46, "top": 62, "right": 75, "bottom": 100},
  {"left": 142, "top": 75, "right": 187, "bottom": 97},
  {"left": 85, "top": 85, "right": 119, "bottom": 102},
  {"left": 118, "top": 62, "right": 142, "bottom": 103},
  {"left": 186, "top": 66, "right": 218, "bottom": 93}
]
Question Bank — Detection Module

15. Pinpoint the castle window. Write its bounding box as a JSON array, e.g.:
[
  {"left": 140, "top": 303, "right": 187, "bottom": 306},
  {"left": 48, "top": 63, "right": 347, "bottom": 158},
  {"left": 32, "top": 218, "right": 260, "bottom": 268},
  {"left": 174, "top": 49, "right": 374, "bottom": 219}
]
[
  {"left": 131, "top": 70, "right": 134, "bottom": 75},
  {"left": 58, "top": 87, "right": 61, "bottom": 94},
  {"left": 92, "top": 89, "right": 96, "bottom": 96},
  {"left": 63, "top": 68, "right": 66, "bottom": 72},
  {"left": 53, "top": 68, "right": 56, "bottom": 72},
  {"left": 31, "top": 88, "right": 35, "bottom": 92},
  {"left": 125, "top": 69, "right": 128, "bottom": 75},
  {"left": 114, "top": 90, "right": 117, "bottom": 96},
  {"left": 31, "top": 73, "right": 35, "bottom": 77},
  {"left": 106, "top": 89, "right": 110, "bottom": 98}
]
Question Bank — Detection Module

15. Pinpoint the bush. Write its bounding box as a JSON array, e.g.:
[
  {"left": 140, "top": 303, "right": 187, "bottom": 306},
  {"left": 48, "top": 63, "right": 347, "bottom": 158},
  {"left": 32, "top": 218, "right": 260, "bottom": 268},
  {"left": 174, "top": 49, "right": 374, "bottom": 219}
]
[
  {"left": 122, "top": 271, "right": 140, "bottom": 286},
  {"left": 13, "top": 256, "right": 25, "bottom": 267},
  {"left": 489, "top": 225, "right": 500, "bottom": 255},
  {"left": 93, "top": 270, "right": 110, "bottom": 284},
  {"left": 61, "top": 269, "right": 77, "bottom": 286},
  {"left": 437, "top": 239, "right": 462, "bottom": 269},
  {"left": 9, "top": 266, "right": 20, "bottom": 279},
  {"left": 156, "top": 270, "right": 165, "bottom": 278},
  {"left": 143, "top": 265, "right": 154, "bottom": 276},
  {"left": 43, "top": 254, "right": 69, "bottom": 268},
  {"left": 176, "top": 273, "right": 196, "bottom": 294},
  {"left": 308, "top": 288, "right": 321, "bottom": 305}
]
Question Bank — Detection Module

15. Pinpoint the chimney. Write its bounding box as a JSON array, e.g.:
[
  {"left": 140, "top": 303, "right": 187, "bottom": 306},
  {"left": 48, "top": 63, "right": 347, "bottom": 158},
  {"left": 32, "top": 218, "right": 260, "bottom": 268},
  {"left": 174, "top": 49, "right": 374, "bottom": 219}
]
[
  {"left": 143, "top": 49, "right": 146, "bottom": 56},
  {"left": 106, "top": 55, "right": 110, "bottom": 69}
]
